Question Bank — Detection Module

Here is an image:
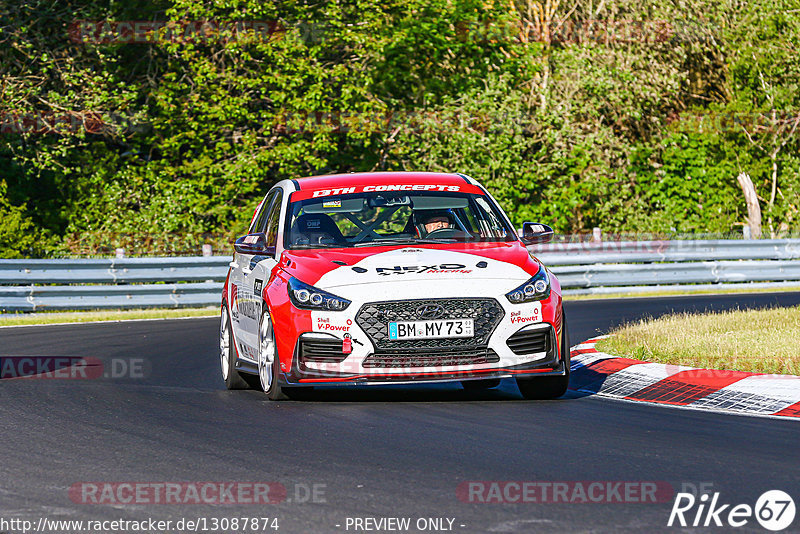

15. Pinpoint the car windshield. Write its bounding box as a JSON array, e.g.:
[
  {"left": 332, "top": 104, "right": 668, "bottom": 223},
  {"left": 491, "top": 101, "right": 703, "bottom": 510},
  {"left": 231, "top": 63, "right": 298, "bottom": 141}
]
[{"left": 285, "top": 191, "right": 515, "bottom": 249}]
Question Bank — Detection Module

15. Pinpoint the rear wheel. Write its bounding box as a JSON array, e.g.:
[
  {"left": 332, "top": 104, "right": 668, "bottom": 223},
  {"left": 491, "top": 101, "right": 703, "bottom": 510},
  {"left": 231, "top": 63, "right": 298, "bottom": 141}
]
[
  {"left": 220, "top": 305, "right": 249, "bottom": 390},
  {"left": 461, "top": 378, "right": 502, "bottom": 390},
  {"left": 516, "top": 311, "right": 571, "bottom": 400},
  {"left": 258, "top": 310, "right": 294, "bottom": 400}
]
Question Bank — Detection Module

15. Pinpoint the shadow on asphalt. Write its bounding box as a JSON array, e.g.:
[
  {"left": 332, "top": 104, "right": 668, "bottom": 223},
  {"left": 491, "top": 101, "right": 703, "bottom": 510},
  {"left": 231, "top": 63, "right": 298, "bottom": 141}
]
[
  {"left": 224, "top": 378, "right": 594, "bottom": 403},
  {"left": 276, "top": 381, "right": 522, "bottom": 402},
  {"left": 566, "top": 363, "right": 612, "bottom": 399}
]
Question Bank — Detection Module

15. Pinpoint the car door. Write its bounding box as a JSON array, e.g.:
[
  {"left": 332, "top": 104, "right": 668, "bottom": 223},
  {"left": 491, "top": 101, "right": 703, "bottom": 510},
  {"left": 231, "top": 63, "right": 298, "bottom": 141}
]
[{"left": 230, "top": 188, "right": 283, "bottom": 362}]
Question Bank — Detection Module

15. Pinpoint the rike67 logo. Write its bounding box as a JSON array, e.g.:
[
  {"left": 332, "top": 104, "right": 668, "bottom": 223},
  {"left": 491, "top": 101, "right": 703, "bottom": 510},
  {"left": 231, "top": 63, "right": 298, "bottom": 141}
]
[{"left": 668, "top": 490, "right": 795, "bottom": 531}]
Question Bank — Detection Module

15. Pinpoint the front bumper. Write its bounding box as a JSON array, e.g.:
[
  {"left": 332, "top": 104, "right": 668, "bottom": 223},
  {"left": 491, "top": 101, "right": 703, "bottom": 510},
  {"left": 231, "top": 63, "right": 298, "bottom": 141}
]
[{"left": 278, "top": 296, "right": 565, "bottom": 386}]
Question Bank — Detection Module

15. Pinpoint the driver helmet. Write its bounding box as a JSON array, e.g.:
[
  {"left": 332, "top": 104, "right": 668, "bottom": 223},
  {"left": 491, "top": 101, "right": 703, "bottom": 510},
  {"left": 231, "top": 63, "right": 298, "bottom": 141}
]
[{"left": 417, "top": 209, "right": 454, "bottom": 235}]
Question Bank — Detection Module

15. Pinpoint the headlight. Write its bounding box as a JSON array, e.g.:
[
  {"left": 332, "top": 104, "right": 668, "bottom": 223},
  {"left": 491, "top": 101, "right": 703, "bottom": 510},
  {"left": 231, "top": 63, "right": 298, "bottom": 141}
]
[
  {"left": 287, "top": 277, "right": 351, "bottom": 311},
  {"left": 505, "top": 267, "right": 551, "bottom": 303}
]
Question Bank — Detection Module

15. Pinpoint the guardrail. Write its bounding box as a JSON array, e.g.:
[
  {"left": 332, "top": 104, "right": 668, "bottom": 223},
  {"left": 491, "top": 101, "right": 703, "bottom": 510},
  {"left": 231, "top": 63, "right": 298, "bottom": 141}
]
[
  {"left": 533, "top": 239, "right": 800, "bottom": 295},
  {"left": 530, "top": 238, "right": 800, "bottom": 264},
  {"left": 0, "top": 257, "right": 230, "bottom": 312},
  {"left": 1, "top": 239, "right": 800, "bottom": 311}
]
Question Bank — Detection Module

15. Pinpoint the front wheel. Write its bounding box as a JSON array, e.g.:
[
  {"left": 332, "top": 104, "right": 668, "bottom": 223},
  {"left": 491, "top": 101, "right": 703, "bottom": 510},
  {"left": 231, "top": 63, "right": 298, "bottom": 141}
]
[
  {"left": 220, "top": 305, "right": 249, "bottom": 390},
  {"left": 516, "top": 311, "right": 571, "bottom": 400},
  {"left": 258, "top": 310, "right": 294, "bottom": 400}
]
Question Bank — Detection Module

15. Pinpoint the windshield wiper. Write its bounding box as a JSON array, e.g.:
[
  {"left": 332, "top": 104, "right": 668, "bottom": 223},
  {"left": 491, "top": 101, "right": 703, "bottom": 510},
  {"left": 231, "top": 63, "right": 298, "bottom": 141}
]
[
  {"left": 289, "top": 243, "right": 352, "bottom": 249},
  {"left": 352, "top": 237, "right": 456, "bottom": 247}
]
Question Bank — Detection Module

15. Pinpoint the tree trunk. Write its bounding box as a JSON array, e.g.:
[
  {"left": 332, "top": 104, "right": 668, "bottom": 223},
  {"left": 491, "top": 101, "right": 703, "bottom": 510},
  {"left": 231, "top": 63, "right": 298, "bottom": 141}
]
[{"left": 736, "top": 172, "right": 762, "bottom": 239}]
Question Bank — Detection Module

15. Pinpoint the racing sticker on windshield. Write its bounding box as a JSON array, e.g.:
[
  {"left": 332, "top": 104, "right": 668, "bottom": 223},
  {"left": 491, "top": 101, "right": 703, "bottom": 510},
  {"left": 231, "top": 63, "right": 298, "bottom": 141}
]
[
  {"left": 509, "top": 302, "right": 542, "bottom": 324},
  {"left": 375, "top": 264, "right": 473, "bottom": 276},
  {"left": 311, "top": 184, "right": 462, "bottom": 198},
  {"left": 322, "top": 199, "right": 342, "bottom": 208}
]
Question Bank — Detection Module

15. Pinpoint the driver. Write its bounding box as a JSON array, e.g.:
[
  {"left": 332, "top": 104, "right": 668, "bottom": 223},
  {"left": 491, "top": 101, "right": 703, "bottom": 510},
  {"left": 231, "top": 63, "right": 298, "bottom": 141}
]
[{"left": 419, "top": 210, "right": 453, "bottom": 235}]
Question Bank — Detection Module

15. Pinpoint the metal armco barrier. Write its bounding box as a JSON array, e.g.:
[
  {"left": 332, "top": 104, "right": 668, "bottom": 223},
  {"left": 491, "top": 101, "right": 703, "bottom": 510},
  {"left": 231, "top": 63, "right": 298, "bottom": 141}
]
[
  {"left": 1, "top": 239, "right": 799, "bottom": 311},
  {"left": 0, "top": 257, "right": 230, "bottom": 311},
  {"left": 0, "top": 282, "right": 223, "bottom": 312},
  {"left": 551, "top": 260, "right": 800, "bottom": 287},
  {"left": 530, "top": 238, "right": 800, "bottom": 265},
  {"left": 533, "top": 238, "right": 800, "bottom": 295},
  {"left": 0, "top": 257, "right": 229, "bottom": 284}
]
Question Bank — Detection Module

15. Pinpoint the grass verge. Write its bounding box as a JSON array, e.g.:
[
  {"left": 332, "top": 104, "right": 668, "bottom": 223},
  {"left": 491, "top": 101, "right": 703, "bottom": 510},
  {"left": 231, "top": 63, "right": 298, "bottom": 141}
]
[
  {"left": 0, "top": 307, "right": 218, "bottom": 327},
  {"left": 595, "top": 306, "right": 800, "bottom": 375}
]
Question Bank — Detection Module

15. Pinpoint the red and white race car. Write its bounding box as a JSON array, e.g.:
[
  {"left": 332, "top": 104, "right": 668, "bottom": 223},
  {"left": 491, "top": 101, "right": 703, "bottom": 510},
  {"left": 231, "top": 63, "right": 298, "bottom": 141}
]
[{"left": 219, "top": 172, "right": 569, "bottom": 400}]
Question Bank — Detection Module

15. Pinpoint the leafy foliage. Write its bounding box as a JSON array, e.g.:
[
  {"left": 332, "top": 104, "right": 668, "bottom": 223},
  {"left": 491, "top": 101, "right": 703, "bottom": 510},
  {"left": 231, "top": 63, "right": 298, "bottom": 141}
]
[{"left": 1, "top": 0, "right": 799, "bottom": 256}]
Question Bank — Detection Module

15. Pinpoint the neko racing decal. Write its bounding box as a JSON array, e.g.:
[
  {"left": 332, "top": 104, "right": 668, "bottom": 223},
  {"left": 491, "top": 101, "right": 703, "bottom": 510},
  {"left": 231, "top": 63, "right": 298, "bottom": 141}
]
[{"left": 376, "top": 264, "right": 473, "bottom": 276}]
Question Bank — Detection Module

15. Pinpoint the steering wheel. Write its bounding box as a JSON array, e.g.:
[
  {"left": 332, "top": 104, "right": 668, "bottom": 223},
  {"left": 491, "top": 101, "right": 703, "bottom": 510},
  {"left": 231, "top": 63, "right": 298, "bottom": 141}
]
[{"left": 424, "top": 228, "right": 469, "bottom": 239}]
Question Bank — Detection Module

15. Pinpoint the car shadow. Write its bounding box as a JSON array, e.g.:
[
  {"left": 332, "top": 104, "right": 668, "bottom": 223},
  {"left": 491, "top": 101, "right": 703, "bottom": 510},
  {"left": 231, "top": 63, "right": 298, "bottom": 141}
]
[
  {"left": 282, "top": 380, "right": 520, "bottom": 402},
  {"left": 240, "top": 378, "right": 587, "bottom": 403},
  {"left": 566, "top": 360, "right": 613, "bottom": 399}
]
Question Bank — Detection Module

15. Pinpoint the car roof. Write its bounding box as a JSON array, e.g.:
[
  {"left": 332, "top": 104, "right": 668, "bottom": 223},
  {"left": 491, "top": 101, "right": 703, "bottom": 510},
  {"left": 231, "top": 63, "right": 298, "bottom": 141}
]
[{"left": 293, "top": 172, "right": 474, "bottom": 191}]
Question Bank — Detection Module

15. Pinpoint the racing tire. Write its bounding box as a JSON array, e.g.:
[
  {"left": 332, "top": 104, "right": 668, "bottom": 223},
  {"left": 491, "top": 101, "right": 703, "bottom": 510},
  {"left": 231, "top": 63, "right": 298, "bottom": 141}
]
[
  {"left": 258, "top": 309, "right": 295, "bottom": 401},
  {"left": 220, "top": 304, "right": 250, "bottom": 390},
  {"left": 461, "top": 378, "right": 502, "bottom": 390},
  {"left": 516, "top": 310, "right": 571, "bottom": 400}
]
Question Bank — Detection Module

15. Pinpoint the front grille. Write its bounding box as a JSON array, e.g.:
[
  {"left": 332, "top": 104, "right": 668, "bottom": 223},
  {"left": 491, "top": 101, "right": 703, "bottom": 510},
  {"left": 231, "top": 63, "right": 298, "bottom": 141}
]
[
  {"left": 299, "top": 338, "right": 348, "bottom": 363},
  {"left": 506, "top": 326, "right": 552, "bottom": 356},
  {"left": 363, "top": 348, "right": 500, "bottom": 368},
  {"left": 355, "top": 298, "right": 504, "bottom": 350}
]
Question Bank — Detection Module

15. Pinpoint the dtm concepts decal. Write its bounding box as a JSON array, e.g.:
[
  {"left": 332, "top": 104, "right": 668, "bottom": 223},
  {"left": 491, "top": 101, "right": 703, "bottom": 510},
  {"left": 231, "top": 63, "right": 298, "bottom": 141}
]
[{"left": 311, "top": 184, "right": 462, "bottom": 198}]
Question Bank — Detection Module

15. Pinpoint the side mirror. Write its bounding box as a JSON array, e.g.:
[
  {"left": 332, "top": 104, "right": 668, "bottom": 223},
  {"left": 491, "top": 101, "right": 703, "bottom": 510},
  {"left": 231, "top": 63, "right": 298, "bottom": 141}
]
[
  {"left": 234, "top": 232, "right": 273, "bottom": 255},
  {"left": 520, "top": 222, "right": 554, "bottom": 245}
]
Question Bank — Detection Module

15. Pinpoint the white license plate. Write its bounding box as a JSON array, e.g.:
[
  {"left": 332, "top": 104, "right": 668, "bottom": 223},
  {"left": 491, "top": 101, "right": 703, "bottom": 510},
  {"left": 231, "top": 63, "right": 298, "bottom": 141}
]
[{"left": 388, "top": 319, "right": 474, "bottom": 340}]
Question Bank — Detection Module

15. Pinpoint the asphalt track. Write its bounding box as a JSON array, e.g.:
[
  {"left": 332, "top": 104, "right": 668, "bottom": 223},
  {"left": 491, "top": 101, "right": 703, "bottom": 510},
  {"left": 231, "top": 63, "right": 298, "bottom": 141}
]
[{"left": 1, "top": 293, "right": 800, "bottom": 533}]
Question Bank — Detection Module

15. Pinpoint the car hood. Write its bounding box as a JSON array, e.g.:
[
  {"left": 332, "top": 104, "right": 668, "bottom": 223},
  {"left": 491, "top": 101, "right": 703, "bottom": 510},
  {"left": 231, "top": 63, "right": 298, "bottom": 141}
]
[{"left": 281, "top": 242, "right": 541, "bottom": 291}]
